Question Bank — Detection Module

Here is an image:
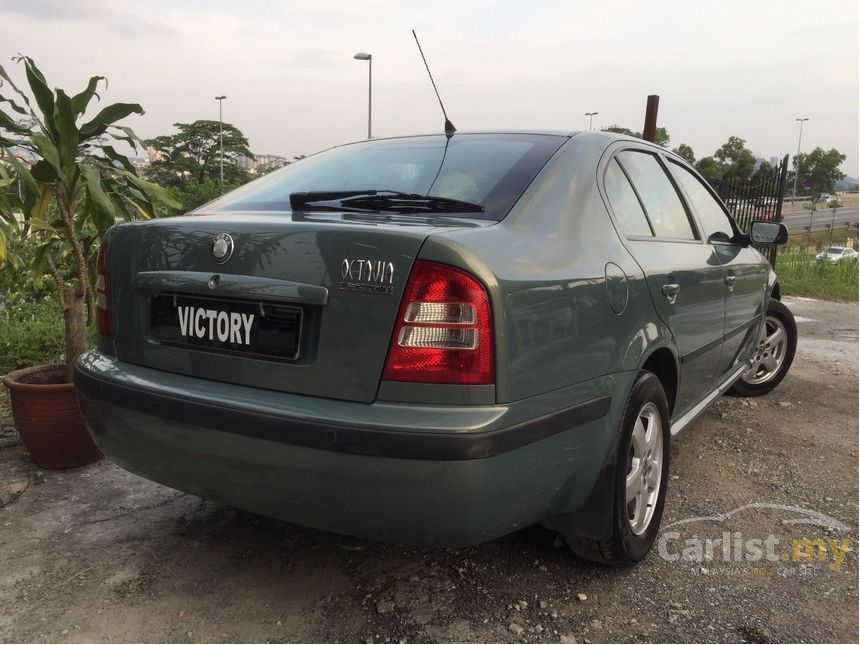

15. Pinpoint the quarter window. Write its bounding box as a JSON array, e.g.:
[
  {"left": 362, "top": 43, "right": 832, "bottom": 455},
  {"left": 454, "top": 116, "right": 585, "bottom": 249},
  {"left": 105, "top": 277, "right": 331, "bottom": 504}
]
[
  {"left": 616, "top": 151, "right": 695, "bottom": 240},
  {"left": 604, "top": 159, "right": 653, "bottom": 237},
  {"left": 670, "top": 160, "right": 735, "bottom": 242}
]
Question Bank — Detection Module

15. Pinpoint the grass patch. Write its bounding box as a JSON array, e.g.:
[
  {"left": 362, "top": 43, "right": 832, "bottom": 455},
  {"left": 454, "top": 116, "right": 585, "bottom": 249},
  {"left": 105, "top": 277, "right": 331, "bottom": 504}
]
[
  {"left": 776, "top": 250, "right": 859, "bottom": 301},
  {"left": 786, "top": 230, "right": 857, "bottom": 251}
]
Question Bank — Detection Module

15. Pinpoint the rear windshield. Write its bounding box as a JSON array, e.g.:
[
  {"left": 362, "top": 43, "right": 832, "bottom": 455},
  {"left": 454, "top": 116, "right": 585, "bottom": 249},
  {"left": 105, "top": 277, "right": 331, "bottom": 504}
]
[{"left": 202, "top": 133, "right": 567, "bottom": 220}]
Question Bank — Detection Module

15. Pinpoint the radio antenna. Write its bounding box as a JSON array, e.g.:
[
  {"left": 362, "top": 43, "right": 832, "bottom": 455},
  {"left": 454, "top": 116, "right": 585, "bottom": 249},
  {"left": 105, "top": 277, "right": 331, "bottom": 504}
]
[{"left": 412, "top": 29, "right": 456, "bottom": 136}]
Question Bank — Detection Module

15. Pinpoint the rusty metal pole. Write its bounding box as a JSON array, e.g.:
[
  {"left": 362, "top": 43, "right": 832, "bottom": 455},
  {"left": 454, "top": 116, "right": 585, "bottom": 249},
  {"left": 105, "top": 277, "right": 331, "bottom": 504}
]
[{"left": 642, "top": 95, "right": 660, "bottom": 143}]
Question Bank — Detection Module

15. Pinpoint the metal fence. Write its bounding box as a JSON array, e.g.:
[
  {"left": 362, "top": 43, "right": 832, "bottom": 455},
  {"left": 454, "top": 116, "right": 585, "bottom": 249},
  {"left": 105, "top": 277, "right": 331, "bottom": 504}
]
[{"left": 709, "top": 154, "right": 789, "bottom": 266}]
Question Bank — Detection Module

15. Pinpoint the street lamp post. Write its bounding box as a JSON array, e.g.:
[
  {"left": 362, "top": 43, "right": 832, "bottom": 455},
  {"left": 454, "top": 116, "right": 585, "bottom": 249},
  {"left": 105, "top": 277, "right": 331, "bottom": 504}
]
[
  {"left": 215, "top": 95, "right": 227, "bottom": 183},
  {"left": 585, "top": 112, "right": 598, "bottom": 131},
  {"left": 353, "top": 52, "right": 372, "bottom": 139},
  {"left": 830, "top": 203, "right": 838, "bottom": 245},
  {"left": 792, "top": 117, "right": 809, "bottom": 200}
]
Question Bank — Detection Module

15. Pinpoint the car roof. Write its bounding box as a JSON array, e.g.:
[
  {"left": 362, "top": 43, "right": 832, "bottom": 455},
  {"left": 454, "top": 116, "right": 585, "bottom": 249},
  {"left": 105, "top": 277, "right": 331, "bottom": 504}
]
[{"left": 332, "top": 129, "right": 652, "bottom": 148}]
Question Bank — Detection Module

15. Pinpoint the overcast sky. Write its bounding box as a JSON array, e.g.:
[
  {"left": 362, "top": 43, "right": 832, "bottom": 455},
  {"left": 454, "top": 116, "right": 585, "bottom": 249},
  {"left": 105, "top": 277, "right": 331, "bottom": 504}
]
[{"left": 1, "top": 0, "right": 858, "bottom": 177}]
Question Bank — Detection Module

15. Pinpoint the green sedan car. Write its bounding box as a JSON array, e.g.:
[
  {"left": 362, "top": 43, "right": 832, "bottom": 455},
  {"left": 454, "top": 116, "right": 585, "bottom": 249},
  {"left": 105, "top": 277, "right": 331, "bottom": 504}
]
[{"left": 76, "top": 131, "right": 796, "bottom": 565}]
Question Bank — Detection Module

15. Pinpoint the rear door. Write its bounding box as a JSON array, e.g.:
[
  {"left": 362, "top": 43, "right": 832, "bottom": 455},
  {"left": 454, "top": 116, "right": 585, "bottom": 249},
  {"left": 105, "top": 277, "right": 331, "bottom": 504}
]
[
  {"left": 667, "top": 159, "right": 766, "bottom": 376},
  {"left": 603, "top": 149, "right": 726, "bottom": 413}
]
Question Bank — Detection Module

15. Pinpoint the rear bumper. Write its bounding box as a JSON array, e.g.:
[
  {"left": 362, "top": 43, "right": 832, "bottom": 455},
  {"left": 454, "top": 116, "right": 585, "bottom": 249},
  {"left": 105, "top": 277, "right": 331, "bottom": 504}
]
[{"left": 75, "top": 350, "right": 623, "bottom": 546}]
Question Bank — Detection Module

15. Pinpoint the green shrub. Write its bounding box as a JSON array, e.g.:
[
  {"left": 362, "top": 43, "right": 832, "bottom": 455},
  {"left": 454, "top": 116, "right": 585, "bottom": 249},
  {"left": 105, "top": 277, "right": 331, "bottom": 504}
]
[{"left": 0, "top": 295, "right": 65, "bottom": 376}]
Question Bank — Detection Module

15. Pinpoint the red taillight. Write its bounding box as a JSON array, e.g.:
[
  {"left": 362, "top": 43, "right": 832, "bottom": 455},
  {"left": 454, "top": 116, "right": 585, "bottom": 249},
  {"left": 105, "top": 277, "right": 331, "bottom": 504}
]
[
  {"left": 95, "top": 243, "right": 113, "bottom": 338},
  {"left": 382, "top": 261, "right": 494, "bottom": 385}
]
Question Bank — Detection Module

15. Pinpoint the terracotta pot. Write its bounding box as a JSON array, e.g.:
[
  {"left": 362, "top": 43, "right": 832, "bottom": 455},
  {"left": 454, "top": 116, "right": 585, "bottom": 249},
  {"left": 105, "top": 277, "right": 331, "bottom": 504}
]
[{"left": 2, "top": 364, "right": 101, "bottom": 469}]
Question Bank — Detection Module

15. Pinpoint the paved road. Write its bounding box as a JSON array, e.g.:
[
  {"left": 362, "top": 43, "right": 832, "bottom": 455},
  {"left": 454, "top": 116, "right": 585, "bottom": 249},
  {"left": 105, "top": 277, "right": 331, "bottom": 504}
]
[{"left": 781, "top": 206, "right": 858, "bottom": 233}]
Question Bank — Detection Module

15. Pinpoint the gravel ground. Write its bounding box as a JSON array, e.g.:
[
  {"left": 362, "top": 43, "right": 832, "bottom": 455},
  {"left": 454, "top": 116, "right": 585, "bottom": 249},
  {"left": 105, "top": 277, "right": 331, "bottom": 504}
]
[{"left": 0, "top": 296, "right": 857, "bottom": 643}]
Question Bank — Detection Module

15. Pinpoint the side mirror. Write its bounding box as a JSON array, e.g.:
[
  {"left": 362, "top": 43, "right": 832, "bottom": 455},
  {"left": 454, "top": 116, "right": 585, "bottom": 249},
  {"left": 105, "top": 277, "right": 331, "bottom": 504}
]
[{"left": 749, "top": 220, "right": 788, "bottom": 245}]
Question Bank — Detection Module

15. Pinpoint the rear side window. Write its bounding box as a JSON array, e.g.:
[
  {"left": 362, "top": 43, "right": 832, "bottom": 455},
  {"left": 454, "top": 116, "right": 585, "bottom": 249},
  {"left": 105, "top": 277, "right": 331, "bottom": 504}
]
[
  {"left": 670, "top": 160, "right": 735, "bottom": 242},
  {"left": 617, "top": 151, "right": 696, "bottom": 240},
  {"left": 604, "top": 159, "right": 653, "bottom": 236}
]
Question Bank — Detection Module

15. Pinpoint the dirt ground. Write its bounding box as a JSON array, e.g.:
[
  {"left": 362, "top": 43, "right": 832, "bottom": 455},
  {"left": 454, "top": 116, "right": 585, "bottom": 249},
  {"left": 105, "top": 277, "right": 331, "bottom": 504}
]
[{"left": 1, "top": 296, "right": 857, "bottom": 643}]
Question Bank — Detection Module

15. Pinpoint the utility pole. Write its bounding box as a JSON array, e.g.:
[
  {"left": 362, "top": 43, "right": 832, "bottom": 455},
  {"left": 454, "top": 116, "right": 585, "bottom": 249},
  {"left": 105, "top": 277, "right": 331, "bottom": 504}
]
[
  {"left": 215, "top": 95, "right": 227, "bottom": 183},
  {"left": 792, "top": 117, "right": 809, "bottom": 200},
  {"left": 585, "top": 112, "right": 598, "bottom": 131},
  {"left": 642, "top": 95, "right": 660, "bottom": 143}
]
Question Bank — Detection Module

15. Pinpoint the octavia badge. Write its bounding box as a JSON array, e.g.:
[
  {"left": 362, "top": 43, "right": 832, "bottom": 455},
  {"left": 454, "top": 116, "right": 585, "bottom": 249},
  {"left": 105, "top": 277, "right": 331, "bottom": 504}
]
[
  {"left": 340, "top": 258, "right": 395, "bottom": 294},
  {"left": 211, "top": 233, "right": 234, "bottom": 264}
]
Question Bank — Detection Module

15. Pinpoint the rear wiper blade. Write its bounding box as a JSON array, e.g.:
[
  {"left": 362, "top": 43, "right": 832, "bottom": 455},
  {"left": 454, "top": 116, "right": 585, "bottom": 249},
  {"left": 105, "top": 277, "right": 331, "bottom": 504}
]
[
  {"left": 290, "top": 190, "right": 412, "bottom": 211},
  {"left": 341, "top": 193, "right": 484, "bottom": 213},
  {"left": 289, "top": 190, "right": 484, "bottom": 214}
]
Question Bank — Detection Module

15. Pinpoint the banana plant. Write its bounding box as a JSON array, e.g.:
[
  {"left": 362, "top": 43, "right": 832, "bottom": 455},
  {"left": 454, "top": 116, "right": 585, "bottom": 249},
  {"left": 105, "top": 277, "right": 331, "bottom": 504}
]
[{"left": 0, "top": 56, "right": 180, "bottom": 381}]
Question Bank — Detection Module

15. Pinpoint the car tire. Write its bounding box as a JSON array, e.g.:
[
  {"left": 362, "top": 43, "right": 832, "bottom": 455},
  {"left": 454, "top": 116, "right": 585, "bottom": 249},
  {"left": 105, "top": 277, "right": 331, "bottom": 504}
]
[
  {"left": 566, "top": 370, "right": 671, "bottom": 566},
  {"left": 728, "top": 298, "right": 796, "bottom": 397}
]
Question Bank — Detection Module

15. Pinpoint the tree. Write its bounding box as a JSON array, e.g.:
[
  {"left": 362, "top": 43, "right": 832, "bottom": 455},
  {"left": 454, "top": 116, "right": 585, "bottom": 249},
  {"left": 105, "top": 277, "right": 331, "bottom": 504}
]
[
  {"left": 695, "top": 156, "right": 723, "bottom": 182},
  {"left": 714, "top": 136, "right": 756, "bottom": 181},
  {"left": 750, "top": 160, "right": 774, "bottom": 185},
  {"left": 673, "top": 143, "right": 695, "bottom": 164},
  {"left": 601, "top": 125, "right": 670, "bottom": 148},
  {"left": 145, "top": 120, "right": 254, "bottom": 187},
  {"left": 791, "top": 147, "right": 846, "bottom": 195},
  {"left": 0, "top": 56, "right": 178, "bottom": 381}
]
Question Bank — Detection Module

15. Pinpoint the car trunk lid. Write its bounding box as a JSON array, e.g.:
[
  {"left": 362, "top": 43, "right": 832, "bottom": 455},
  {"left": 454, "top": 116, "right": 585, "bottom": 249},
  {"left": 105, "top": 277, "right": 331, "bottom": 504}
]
[{"left": 106, "top": 211, "right": 480, "bottom": 403}]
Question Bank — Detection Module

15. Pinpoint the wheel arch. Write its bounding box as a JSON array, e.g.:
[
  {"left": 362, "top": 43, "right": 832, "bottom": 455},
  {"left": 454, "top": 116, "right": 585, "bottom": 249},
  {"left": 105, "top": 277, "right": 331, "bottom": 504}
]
[
  {"left": 640, "top": 346, "right": 679, "bottom": 416},
  {"left": 771, "top": 281, "right": 781, "bottom": 300}
]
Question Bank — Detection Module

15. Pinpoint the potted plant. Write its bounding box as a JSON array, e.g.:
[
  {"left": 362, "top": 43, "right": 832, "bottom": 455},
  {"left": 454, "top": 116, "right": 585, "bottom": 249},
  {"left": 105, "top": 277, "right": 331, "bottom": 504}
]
[{"left": 0, "top": 56, "right": 178, "bottom": 468}]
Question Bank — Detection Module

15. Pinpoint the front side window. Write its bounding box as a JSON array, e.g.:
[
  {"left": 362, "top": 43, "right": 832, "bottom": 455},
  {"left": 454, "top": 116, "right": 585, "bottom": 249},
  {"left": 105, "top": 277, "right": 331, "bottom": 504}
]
[
  {"left": 616, "top": 151, "right": 696, "bottom": 240},
  {"left": 201, "top": 134, "right": 567, "bottom": 220},
  {"left": 670, "top": 160, "right": 735, "bottom": 242},
  {"left": 604, "top": 159, "right": 653, "bottom": 236}
]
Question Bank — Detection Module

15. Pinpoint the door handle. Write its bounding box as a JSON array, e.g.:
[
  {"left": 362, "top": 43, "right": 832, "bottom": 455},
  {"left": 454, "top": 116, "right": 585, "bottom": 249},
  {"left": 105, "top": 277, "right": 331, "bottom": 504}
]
[
  {"left": 725, "top": 274, "right": 736, "bottom": 292},
  {"left": 662, "top": 283, "right": 680, "bottom": 304}
]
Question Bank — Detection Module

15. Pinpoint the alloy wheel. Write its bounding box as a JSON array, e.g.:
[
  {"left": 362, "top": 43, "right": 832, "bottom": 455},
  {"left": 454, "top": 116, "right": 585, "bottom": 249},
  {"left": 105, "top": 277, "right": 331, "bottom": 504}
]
[
  {"left": 742, "top": 316, "right": 788, "bottom": 385},
  {"left": 626, "top": 402, "right": 663, "bottom": 535}
]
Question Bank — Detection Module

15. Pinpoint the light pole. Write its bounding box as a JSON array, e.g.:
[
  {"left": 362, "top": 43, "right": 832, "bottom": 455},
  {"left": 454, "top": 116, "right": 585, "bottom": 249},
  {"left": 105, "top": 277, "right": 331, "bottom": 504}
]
[
  {"left": 215, "top": 95, "right": 227, "bottom": 183},
  {"left": 585, "top": 112, "right": 598, "bottom": 131},
  {"left": 792, "top": 117, "right": 809, "bottom": 200},
  {"left": 830, "top": 202, "right": 837, "bottom": 245},
  {"left": 353, "top": 52, "right": 372, "bottom": 139}
]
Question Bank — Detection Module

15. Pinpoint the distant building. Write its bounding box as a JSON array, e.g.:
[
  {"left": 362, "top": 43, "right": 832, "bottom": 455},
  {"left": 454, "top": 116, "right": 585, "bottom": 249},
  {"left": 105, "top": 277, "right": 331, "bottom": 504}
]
[
  {"left": 129, "top": 156, "right": 149, "bottom": 173},
  {"left": 236, "top": 153, "right": 255, "bottom": 171},
  {"left": 752, "top": 154, "right": 784, "bottom": 170},
  {"left": 239, "top": 153, "right": 291, "bottom": 175},
  {"left": 255, "top": 154, "right": 290, "bottom": 174}
]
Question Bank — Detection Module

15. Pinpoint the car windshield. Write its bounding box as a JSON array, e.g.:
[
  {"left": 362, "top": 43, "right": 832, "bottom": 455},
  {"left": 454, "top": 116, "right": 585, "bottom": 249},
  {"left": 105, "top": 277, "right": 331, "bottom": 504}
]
[
  {"left": 828, "top": 247, "right": 844, "bottom": 254},
  {"left": 201, "top": 133, "right": 567, "bottom": 220}
]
